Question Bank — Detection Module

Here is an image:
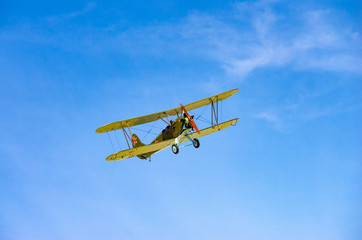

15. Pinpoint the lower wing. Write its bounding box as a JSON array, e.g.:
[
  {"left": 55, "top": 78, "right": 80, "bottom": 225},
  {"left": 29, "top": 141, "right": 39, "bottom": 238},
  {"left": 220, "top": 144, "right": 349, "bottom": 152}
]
[
  {"left": 180, "top": 118, "right": 238, "bottom": 144},
  {"left": 106, "top": 118, "right": 239, "bottom": 161}
]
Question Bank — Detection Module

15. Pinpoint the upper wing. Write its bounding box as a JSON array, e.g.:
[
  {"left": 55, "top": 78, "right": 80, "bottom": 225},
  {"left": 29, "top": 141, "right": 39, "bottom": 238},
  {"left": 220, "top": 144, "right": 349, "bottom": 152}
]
[
  {"left": 105, "top": 118, "right": 239, "bottom": 161},
  {"left": 96, "top": 89, "right": 238, "bottom": 133}
]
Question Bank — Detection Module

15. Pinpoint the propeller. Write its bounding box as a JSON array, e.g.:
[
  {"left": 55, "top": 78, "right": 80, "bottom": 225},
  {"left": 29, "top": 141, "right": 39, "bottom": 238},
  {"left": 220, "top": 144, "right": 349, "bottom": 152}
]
[{"left": 180, "top": 104, "right": 200, "bottom": 134}]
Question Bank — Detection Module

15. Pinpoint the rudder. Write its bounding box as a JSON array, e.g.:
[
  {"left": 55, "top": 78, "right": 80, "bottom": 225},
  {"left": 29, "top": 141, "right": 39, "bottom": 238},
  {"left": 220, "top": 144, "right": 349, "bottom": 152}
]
[{"left": 131, "top": 134, "right": 145, "bottom": 148}]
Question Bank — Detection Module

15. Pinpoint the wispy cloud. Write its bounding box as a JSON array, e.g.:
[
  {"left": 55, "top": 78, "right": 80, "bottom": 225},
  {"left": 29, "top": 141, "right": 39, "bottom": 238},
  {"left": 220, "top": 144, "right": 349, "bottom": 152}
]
[
  {"left": 253, "top": 93, "right": 362, "bottom": 131},
  {"left": 254, "top": 111, "right": 283, "bottom": 130},
  {"left": 103, "top": 1, "right": 361, "bottom": 78},
  {"left": 0, "top": 2, "right": 96, "bottom": 46},
  {"left": 46, "top": 2, "right": 96, "bottom": 23},
  {"left": 116, "top": 1, "right": 361, "bottom": 78},
  {"left": 222, "top": 4, "right": 361, "bottom": 77},
  {"left": 1, "top": 1, "right": 361, "bottom": 78}
]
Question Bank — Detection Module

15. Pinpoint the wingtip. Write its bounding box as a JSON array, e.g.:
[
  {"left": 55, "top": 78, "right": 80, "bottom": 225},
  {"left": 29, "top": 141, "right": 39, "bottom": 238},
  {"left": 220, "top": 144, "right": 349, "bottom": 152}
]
[
  {"left": 96, "top": 126, "right": 108, "bottom": 133},
  {"left": 95, "top": 126, "right": 104, "bottom": 133},
  {"left": 232, "top": 118, "right": 239, "bottom": 126}
]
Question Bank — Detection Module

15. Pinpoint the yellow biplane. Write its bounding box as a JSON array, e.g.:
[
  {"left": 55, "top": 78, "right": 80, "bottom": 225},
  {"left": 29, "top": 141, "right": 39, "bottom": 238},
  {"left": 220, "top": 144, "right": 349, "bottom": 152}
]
[{"left": 96, "top": 89, "right": 239, "bottom": 161}]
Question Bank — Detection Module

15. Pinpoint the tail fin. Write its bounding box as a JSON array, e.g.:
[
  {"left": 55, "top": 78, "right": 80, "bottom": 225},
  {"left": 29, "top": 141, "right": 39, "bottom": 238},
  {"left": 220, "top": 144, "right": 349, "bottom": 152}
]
[{"left": 131, "top": 134, "right": 145, "bottom": 148}]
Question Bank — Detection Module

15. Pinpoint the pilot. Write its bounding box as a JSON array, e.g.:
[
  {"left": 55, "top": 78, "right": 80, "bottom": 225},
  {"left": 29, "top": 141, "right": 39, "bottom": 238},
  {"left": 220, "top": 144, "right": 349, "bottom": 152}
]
[{"left": 182, "top": 113, "right": 193, "bottom": 131}]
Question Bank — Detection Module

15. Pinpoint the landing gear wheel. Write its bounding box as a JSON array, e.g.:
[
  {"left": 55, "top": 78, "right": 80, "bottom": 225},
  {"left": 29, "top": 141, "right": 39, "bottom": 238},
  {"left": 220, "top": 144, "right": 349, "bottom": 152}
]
[
  {"left": 192, "top": 138, "right": 200, "bottom": 148},
  {"left": 171, "top": 144, "right": 179, "bottom": 154}
]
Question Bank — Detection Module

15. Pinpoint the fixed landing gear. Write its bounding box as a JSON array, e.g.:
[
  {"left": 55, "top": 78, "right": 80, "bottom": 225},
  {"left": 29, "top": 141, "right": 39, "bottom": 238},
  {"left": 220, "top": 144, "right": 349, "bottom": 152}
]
[
  {"left": 171, "top": 138, "right": 200, "bottom": 154},
  {"left": 192, "top": 138, "right": 200, "bottom": 148},
  {"left": 171, "top": 144, "right": 179, "bottom": 154}
]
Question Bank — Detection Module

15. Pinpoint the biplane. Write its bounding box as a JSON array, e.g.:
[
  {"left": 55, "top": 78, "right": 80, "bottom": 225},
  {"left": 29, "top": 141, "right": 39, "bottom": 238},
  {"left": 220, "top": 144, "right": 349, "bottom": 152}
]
[{"left": 96, "top": 89, "right": 239, "bottom": 161}]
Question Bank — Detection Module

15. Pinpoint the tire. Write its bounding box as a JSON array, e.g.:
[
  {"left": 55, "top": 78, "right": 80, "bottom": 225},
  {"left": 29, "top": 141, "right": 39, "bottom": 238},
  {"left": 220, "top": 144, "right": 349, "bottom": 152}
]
[
  {"left": 192, "top": 138, "right": 200, "bottom": 148},
  {"left": 171, "top": 144, "right": 179, "bottom": 154}
]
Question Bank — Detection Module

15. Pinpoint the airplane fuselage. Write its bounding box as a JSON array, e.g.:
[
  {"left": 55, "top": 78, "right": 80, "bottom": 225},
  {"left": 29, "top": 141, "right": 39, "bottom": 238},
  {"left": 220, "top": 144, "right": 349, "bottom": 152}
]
[{"left": 135, "top": 116, "right": 188, "bottom": 159}]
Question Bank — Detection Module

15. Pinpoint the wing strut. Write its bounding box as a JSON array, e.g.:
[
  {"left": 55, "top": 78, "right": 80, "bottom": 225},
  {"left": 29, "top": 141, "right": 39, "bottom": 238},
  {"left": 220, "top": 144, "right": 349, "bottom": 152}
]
[
  {"left": 160, "top": 113, "right": 175, "bottom": 126},
  {"left": 121, "top": 127, "right": 131, "bottom": 149},
  {"left": 210, "top": 96, "right": 219, "bottom": 126},
  {"left": 119, "top": 123, "right": 134, "bottom": 149},
  {"left": 161, "top": 118, "right": 170, "bottom": 126}
]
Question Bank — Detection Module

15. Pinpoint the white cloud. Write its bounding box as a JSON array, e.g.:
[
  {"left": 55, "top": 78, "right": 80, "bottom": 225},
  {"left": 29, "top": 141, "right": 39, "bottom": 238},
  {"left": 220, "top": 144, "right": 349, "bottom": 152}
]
[
  {"left": 252, "top": 92, "right": 362, "bottom": 132},
  {"left": 106, "top": 1, "right": 360, "bottom": 78},
  {"left": 219, "top": 4, "right": 361, "bottom": 77},
  {"left": 254, "top": 111, "right": 279, "bottom": 122},
  {"left": 253, "top": 111, "right": 284, "bottom": 130},
  {"left": 1, "top": 1, "right": 361, "bottom": 78},
  {"left": 46, "top": 2, "right": 96, "bottom": 23}
]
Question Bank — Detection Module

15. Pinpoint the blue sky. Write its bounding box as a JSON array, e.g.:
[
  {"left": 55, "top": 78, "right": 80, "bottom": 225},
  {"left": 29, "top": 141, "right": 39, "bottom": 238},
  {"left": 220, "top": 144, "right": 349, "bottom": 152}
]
[{"left": 0, "top": 0, "right": 361, "bottom": 239}]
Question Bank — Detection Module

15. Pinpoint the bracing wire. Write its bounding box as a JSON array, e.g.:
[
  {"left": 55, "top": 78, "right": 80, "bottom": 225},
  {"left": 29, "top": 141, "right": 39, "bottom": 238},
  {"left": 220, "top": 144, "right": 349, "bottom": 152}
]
[
  {"left": 190, "top": 106, "right": 211, "bottom": 124},
  {"left": 194, "top": 117, "right": 211, "bottom": 124},
  {"left": 142, "top": 129, "right": 153, "bottom": 141},
  {"left": 194, "top": 105, "right": 208, "bottom": 118},
  {"left": 141, "top": 120, "right": 160, "bottom": 141},
  {"left": 133, "top": 127, "right": 159, "bottom": 136},
  {"left": 107, "top": 132, "right": 115, "bottom": 152},
  {"left": 143, "top": 124, "right": 164, "bottom": 130},
  {"left": 114, "top": 130, "right": 122, "bottom": 150}
]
